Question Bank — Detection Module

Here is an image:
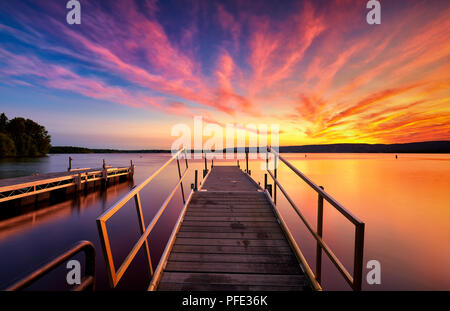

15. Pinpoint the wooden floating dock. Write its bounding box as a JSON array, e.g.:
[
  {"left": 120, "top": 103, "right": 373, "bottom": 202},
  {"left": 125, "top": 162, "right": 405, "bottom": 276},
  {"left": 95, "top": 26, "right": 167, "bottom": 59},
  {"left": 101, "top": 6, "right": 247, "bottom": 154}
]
[
  {"left": 155, "top": 166, "right": 310, "bottom": 291},
  {"left": 0, "top": 164, "right": 134, "bottom": 206}
]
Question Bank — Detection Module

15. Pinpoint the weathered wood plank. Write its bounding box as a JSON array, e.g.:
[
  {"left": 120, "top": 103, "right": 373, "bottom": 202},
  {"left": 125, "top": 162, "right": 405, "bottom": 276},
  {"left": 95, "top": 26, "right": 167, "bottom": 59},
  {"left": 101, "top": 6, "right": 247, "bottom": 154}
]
[
  {"left": 165, "top": 261, "right": 301, "bottom": 274},
  {"left": 185, "top": 211, "right": 274, "bottom": 217},
  {"left": 179, "top": 225, "right": 283, "bottom": 233},
  {"left": 160, "top": 272, "right": 307, "bottom": 287},
  {"left": 171, "top": 244, "right": 293, "bottom": 254},
  {"left": 183, "top": 216, "right": 277, "bottom": 222},
  {"left": 158, "top": 283, "right": 302, "bottom": 291},
  {"left": 176, "top": 231, "right": 284, "bottom": 240},
  {"left": 168, "top": 252, "right": 297, "bottom": 264},
  {"left": 201, "top": 166, "right": 260, "bottom": 191},
  {"left": 173, "top": 237, "right": 289, "bottom": 247},
  {"left": 181, "top": 221, "right": 280, "bottom": 228},
  {"left": 156, "top": 166, "right": 309, "bottom": 291},
  {"left": 188, "top": 205, "right": 273, "bottom": 210}
]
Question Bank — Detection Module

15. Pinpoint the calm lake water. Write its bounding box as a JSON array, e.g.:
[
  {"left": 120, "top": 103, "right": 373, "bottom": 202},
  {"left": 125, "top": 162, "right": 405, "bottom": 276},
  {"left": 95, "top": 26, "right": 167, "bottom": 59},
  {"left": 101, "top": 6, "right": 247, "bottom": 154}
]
[{"left": 0, "top": 153, "right": 449, "bottom": 290}]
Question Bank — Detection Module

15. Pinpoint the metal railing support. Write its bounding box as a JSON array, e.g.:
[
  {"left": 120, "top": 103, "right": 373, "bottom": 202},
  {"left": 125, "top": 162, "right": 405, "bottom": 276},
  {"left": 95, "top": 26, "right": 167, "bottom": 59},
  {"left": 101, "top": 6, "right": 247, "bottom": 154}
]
[
  {"left": 134, "top": 192, "right": 153, "bottom": 277},
  {"left": 266, "top": 146, "right": 365, "bottom": 291},
  {"left": 246, "top": 151, "right": 249, "bottom": 173},
  {"left": 316, "top": 186, "right": 324, "bottom": 283},
  {"left": 7, "top": 240, "right": 96, "bottom": 291},
  {"left": 176, "top": 155, "right": 186, "bottom": 204},
  {"left": 96, "top": 149, "right": 193, "bottom": 288},
  {"left": 353, "top": 223, "right": 365, "bottom": 291},
  {"left": 194, "top": 170, "right": 198, "bottom": 191},
  {"left": 274, "top": 154, "right": 277, "bottom": 204}
]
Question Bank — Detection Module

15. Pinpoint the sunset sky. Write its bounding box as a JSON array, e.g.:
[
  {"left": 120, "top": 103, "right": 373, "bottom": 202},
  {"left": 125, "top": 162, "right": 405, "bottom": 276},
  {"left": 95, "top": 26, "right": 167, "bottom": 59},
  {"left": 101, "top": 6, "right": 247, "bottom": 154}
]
[{"left": 0, "top": 0, "right": 449, "bottom": 149}]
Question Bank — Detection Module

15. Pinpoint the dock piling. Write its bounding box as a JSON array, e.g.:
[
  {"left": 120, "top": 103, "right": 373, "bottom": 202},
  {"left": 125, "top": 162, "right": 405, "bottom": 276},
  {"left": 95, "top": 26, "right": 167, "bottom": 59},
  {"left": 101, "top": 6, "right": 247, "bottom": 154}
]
[{"left": 68, "top": 157, "right": 72, "bottom": 172}]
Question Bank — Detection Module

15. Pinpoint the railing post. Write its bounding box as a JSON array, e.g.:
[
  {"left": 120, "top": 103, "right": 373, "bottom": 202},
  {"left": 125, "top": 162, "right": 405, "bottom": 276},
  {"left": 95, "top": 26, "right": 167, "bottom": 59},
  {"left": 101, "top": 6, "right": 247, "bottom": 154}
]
[
  {"left": 134, "top": 193, "right": 153, "bottom": 277},
  {"left": 203, "top": 152, "right": 208, "bottom": 178},
  {"left": 176, "top": 156, "right": 186, "bottom": 204},
  {"left": 184, "top": 149, "right": 188, "bottom": 169},
  {"left": 246, "top": 151, "right": 249, "bottom": 174},
  {"left": 353, "top": 223, "right": 365, "bottom": 291},
  {"left": 316, "top": 185, "right": 324, "bottom": 284},
  {"left": 264, "top": 173, "right": 268, "bottom": 191},
  {"left": 84, "top": 242, "right": 96, "bottom": 290},
  {"left": 68, "top": 156, "right": 72, "bottom": 172},
  {"left": 194, "top": 170, "right": 198, "bottom": 191},
  {"left": 274, "top": 155, "right": 277, "bottom": 204}
]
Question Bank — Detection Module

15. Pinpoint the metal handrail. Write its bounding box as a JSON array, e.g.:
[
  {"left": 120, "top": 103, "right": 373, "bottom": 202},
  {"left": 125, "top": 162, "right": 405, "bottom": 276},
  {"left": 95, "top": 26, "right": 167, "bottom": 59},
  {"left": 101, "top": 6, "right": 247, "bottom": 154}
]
[
  {"left": 6, "top": 240, "right": 96, "bottom": 291},
  {"left": 148, "top": 168, "right": 212, "bottom": 291},
  {"left": 96, "top": 148, "right": 193, "bottom": 288},
  {"left": 266, "top": 146, "right": 365, "bottom": 291}
]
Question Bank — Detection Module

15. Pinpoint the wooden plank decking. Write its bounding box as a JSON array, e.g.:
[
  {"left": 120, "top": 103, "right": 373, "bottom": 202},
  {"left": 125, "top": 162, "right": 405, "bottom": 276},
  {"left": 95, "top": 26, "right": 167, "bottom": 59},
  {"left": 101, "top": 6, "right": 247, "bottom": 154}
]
[{"left": 156, "top": 166, "right": 310, "bottom": 291}]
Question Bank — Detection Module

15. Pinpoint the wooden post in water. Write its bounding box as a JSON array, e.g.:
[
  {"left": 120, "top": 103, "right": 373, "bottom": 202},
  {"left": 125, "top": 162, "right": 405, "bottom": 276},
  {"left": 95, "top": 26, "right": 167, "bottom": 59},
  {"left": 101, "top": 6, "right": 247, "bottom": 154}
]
[
  {"left": 130, "top": 160, "right": 134, "bottom": 177},
  {"left": 75, "top": 173, "right": 82, "bottom": 192},
  {"left": 101, "top": 159, "right": 107, "bottom": 190},
  {"left": 68, "top": 157, "right": 72, "bottom": 172}
]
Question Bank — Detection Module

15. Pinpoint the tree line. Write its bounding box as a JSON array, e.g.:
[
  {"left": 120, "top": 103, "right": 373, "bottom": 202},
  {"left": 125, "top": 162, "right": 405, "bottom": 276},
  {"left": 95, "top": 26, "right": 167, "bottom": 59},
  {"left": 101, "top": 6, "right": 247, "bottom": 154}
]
[{"left": 0, "top": 113, "right": 51, "bottom": 157}]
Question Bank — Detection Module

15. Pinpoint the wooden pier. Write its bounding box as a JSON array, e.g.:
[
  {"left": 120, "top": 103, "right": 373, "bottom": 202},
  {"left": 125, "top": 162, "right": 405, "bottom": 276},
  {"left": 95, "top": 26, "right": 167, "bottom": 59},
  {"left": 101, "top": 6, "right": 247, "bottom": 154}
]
[
  {"left": 155, "top": 166, "right": 309, "bottom": 290},
  {"left": 6, "top": 149, "right": 365, "bottom": 291},
  {"left": 0, "top": 164, "right": 134, "bottom": 206}
]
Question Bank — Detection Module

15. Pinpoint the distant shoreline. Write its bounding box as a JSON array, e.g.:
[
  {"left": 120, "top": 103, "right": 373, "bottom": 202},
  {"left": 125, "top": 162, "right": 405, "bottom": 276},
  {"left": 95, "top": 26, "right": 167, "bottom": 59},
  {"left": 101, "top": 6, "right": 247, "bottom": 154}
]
[{"left": 49, "top": 141, "right": 450, "bottom": 154}]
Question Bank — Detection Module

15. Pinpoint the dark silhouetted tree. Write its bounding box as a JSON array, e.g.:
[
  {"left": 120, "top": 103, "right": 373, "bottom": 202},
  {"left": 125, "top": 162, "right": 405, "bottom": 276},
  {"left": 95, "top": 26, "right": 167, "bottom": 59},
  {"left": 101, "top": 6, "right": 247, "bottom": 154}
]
[
  {"left": 0, "top": 113, "right": 7, "bottom": 133},
  {"left": 0, "top": 113, "right": 51, "bottom": 157}
]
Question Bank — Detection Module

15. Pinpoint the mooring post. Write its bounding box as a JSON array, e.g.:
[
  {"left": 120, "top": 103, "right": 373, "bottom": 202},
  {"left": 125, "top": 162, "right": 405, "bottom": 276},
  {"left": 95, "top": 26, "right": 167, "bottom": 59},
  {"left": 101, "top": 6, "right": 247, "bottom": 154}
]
[
  {"left": 68, "top": 157, "right": 72, "bottom": 172},
  {"left": 75, "top": 173, "right": 82, "bottom": 192},
  {"left": 130, "top": 160, "right": 135, "bottom": 179},
  {"left": 237, "top": 160, "right": 240, "bottom": 168},
  {"left": 101, "top": 159, "right": 107, "bottom": 190},
  {"left": 316, "top": 185, "right": 324, "bottom": 284}
]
